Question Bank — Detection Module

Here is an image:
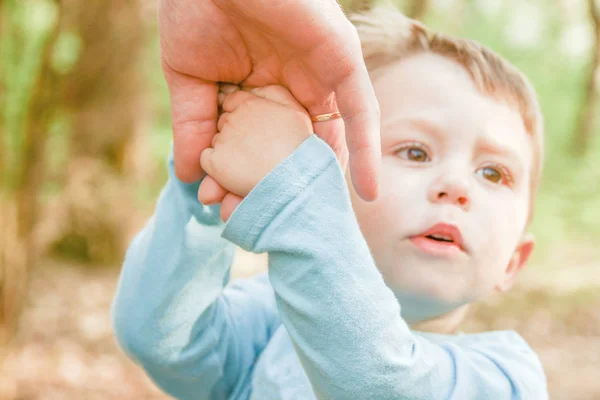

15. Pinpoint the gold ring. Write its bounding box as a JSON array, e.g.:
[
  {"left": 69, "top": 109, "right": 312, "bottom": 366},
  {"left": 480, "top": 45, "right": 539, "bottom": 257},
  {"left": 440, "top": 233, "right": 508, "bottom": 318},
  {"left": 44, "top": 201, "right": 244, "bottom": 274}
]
[{"left": 310, "top": 112, "right": 342, "bottom": 123}]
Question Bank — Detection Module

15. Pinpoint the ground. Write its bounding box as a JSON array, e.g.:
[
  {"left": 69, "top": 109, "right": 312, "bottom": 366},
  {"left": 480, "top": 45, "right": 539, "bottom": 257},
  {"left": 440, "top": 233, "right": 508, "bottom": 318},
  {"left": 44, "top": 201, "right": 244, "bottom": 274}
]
[{"left": 1, "top": 251, "right": 599, "bottom": 400}]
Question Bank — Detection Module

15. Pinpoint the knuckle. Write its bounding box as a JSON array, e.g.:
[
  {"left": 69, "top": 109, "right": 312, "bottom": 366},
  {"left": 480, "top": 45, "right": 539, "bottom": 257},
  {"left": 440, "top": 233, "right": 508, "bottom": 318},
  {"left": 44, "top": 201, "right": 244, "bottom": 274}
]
[
  {"left": 204, "top": 152, "right": 221, "bottom": 175},
  {"left": 223, "top": 91, "right": 244, "bottom": 108},
  {"left": 200, "top": 152, "right": 212, "bottom": 173},
  {"left": 266, "top": 85, "right": 286, "bottom": 95},
  {"left": 219, "top": 83, "right": 240, "bottom": 94}
]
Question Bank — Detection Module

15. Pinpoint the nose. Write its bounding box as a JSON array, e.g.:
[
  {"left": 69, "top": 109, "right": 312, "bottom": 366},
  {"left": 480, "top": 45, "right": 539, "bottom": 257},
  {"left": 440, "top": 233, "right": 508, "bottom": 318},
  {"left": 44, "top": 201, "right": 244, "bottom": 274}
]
[{"left": 428, "top": 174, "right": 471, "bottom": 211}]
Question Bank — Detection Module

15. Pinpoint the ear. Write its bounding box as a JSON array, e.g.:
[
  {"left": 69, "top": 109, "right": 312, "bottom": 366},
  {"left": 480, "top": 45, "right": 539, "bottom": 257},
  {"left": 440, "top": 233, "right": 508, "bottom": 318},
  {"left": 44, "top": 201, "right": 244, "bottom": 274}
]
[{"left": 495, "top": 233, "right": 535, "bottom": 293}]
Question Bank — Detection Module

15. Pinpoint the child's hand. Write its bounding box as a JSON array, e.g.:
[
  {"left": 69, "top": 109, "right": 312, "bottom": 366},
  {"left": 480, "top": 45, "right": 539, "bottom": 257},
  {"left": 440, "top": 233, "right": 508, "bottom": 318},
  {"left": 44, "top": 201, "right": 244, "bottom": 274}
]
[{"left": 199, "top": 86, "right": 313, "bottom": 200}]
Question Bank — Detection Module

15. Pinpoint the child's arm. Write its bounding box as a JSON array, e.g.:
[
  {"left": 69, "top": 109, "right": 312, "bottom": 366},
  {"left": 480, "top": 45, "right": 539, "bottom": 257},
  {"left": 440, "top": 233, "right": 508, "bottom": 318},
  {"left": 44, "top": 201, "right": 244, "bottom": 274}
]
[
  {"left": 208, "top": 87, "right": 548, "bottom": 399},
  {"left": 111, "top": 151, "right": 280, "bottom": 400}
]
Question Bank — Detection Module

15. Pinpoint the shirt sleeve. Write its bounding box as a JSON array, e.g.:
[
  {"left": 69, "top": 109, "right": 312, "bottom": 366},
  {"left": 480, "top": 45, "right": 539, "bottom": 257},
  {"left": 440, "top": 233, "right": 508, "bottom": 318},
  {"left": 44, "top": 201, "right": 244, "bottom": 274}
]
[
  {"left": 111, "top": 150, "right": 281, "bottom": 400},
  {"left": 222, "top": 135, "right": 548, "bottom": 400}
]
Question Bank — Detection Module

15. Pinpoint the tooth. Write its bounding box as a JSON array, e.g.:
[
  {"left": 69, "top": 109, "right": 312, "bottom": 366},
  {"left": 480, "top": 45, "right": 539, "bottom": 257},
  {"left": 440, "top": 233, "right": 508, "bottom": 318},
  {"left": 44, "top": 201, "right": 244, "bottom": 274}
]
[{"left": 430, "top": 234, "right": 453, "bottom": 241}]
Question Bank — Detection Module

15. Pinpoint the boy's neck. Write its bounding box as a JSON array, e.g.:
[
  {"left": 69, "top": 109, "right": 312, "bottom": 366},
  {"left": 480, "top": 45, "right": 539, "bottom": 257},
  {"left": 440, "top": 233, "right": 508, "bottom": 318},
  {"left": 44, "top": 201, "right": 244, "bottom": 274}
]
[{"left": 411, "top": 304, "right": 470, "bottom": 334}]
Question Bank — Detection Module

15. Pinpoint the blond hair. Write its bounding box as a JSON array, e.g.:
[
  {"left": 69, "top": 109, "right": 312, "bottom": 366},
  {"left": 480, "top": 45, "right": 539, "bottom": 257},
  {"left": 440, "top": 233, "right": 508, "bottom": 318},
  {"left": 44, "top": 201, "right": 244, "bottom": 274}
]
[{"left": 350, "top": 5, "right": 544, "bottom": 221}]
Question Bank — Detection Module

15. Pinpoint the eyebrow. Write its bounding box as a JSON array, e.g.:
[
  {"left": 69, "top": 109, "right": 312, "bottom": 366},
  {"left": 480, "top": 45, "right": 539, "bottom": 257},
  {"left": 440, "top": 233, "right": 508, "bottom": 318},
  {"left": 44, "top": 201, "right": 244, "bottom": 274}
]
[
  {"left": 475, "top": 133, "right": 522, "bottom": 165},
  {"left": 381, "top": 115, "right": 445, "bottom": 141}
]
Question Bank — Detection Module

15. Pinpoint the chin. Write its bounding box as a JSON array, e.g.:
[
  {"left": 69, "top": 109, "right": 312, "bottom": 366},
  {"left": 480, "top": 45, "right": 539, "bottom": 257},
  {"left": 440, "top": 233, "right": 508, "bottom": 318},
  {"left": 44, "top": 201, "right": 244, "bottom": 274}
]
[{"left": 377, "top": 249, "right": 470, "bottom": 303}]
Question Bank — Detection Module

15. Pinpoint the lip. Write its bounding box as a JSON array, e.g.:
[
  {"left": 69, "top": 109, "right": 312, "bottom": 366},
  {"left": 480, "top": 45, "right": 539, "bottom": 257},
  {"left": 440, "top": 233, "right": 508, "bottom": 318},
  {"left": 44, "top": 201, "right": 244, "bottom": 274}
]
[{"left": 409, "top": 223, "right": 467, "bottom": 257}]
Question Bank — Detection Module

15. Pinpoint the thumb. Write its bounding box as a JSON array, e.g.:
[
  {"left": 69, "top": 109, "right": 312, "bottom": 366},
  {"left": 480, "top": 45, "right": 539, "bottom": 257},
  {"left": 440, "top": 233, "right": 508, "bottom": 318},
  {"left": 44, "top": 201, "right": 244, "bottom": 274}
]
[{"left": 163, "top": 61, "right": 218, "bottom": 183}]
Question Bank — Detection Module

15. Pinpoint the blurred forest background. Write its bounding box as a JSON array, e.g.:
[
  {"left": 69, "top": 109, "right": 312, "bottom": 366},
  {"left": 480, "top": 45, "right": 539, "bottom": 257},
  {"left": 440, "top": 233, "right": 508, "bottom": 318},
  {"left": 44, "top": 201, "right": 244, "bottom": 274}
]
[{"left": 0, "top": 0, "right": 599, "bottom": 399}]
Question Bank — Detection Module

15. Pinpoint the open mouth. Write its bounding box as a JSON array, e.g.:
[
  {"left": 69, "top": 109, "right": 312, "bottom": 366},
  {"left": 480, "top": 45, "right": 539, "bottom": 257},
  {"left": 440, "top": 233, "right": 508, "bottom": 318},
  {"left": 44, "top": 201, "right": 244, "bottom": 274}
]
[
  {"left": 410, "top": 223, "right": 466, "bottom": 257},
  {"left": 425, "top": 234, "right": 454, "bottom": 243}
]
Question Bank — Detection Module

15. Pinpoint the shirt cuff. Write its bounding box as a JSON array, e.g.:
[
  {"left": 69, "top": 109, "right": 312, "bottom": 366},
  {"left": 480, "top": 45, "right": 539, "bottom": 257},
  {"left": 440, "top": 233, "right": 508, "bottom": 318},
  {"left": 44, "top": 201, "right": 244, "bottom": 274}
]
[{"left": 222, "top": 135, "right": 338, "bottom": 251}]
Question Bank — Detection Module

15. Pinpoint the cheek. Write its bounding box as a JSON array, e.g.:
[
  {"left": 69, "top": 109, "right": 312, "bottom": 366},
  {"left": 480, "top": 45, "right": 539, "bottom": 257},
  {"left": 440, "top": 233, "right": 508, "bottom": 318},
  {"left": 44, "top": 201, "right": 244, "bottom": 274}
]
[
  {"left": 351, "top": 192, "right": 403, "bottom": 256},
  {"left": 356, "top": 162, "right": 428, "bottom": 238},
  {"left": 353, "top": 191, "right": 419, "bottom": 255},
  {"left": 473, "top": 192, "right": 528, "bottom": 269},
  {"left": 352, "top": 198, "right": 386, "bottom": 244}
]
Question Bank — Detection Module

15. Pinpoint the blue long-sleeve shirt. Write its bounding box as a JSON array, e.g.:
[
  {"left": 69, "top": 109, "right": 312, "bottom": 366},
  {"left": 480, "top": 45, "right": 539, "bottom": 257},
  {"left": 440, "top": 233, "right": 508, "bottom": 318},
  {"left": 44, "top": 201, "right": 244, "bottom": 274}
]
[{"left": 112, "top": 135, "right": 548, "bottom": 399}]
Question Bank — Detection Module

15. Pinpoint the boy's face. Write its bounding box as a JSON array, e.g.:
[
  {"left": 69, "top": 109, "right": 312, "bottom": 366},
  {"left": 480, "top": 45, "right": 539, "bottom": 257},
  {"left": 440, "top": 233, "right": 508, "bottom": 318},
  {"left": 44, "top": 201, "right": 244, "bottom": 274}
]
[{"left": 349, "top": 53, "right": 535, "bottom": 319}]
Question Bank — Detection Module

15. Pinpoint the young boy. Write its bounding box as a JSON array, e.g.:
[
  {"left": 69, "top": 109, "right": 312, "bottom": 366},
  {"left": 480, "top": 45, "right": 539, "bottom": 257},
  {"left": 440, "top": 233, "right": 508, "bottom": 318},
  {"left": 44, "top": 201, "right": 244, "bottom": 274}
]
[{"left": 112, "top": 6, "right": 547, "bottom": 400}]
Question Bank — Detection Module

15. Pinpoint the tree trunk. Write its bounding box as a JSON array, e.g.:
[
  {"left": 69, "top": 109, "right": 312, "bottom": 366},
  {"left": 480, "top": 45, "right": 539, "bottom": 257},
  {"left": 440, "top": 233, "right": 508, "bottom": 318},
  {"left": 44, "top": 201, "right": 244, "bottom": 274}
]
[
  {"left": 0, "top": 0, "right": 62, "bottom": 350},
  {"left": 16, "top": 15, "right": 61, "bottom": 240},
  {"left": 339, "top": 0, "right": 374, "bottom": 14},
  {"left": 0, "top": 200, "right": 25, "bottom": 352},
  {"left": 62, "top": 0, "right": 146, "bottom": 174},
  {"left": 44, "top": 0, "right": 149, "bottom": 264},
  {"left": 350, "top": 0, "right": 374, "bottom": 12},
  {"left": 574, "top": 0, "right": 600, "bottom": 155},
  {"left": 406, "top": 0, "right": 430, "bottom": 20}
]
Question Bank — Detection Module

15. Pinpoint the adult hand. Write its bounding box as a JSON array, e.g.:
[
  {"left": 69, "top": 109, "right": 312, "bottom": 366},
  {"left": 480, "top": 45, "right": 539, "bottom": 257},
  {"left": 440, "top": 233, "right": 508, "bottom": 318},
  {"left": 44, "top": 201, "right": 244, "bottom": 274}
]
[{"left": 159, "top": 0, "right": 381, "bottom": 215}]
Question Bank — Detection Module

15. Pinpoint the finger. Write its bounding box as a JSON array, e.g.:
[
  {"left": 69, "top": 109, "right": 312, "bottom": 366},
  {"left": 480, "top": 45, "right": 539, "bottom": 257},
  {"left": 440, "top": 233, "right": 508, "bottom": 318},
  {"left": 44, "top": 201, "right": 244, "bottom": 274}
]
[
  {"left": 249, "top": 86, "right": 304, "bottom": 111},
  {"left": 198, "top": 175, "right": 229, "bottom": 205},
  {"left": 335, "top": 66, "right": 381, "bottom": 201},
  {"left": 217, "top": 112, "right": 229, "bottom": 132},
  {"left": 211, "top": 132, "right": 220, "bottom": 148},
  {"left": 219, "top": 83, "right": 241, "bottom": 95},
  {"left": 163, "top": 61, "right": 218, "bottom": 183},
  {"left": 311, "top": 113, "right": 349, "bottom": 171},
  {"left": 218, "top": 83, "right": 240, "bottom": 108},
  {"left": 305, "top": 94, "right": 350, "bottom": 172},
  {"left": 222, "top": 90, "right": 257, "bottom": 113},
  {"left": 199, "top": 148, "right": 216, "bottom": 178},
  {"left": 220, "top": 192, "right": 244, "bottom": 223}
]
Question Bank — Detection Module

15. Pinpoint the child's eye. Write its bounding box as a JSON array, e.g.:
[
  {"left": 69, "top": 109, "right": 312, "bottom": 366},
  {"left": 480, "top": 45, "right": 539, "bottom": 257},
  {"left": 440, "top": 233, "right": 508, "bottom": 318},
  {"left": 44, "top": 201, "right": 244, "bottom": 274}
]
[
  {"left": 396, "top": 144, "right": 430, "bottom": 162},
  {"left": 476, "top": 165, "right": 513, "bottom": 186}
]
